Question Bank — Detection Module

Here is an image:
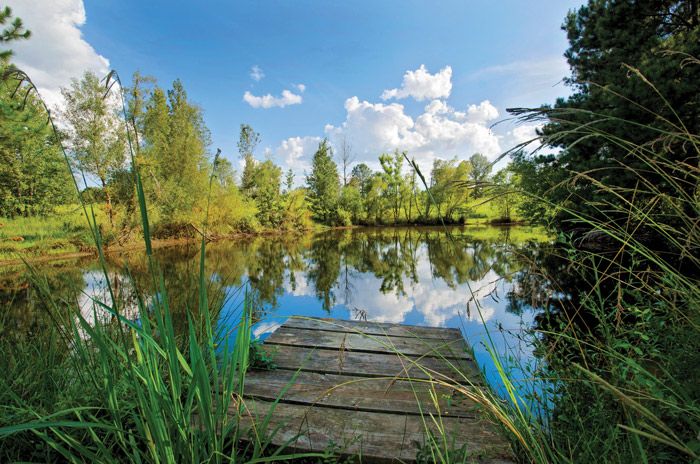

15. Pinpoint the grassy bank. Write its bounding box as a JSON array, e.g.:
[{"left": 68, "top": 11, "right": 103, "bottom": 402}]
[{"left": 0, "top": 200, "right": 531, "bottom": 266}]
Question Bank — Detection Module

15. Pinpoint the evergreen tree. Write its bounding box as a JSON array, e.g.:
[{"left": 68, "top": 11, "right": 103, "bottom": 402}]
[
  {"left": 306, "top": 138, "right": 339, "bottom": 224},
  {"left": 238, "top": 124, "right": 259, "bottom": 197},
  {"left": 0, "top": 74, "right": 73, "bottom": 216},
  {"left": 0, "top": 6, "right": 31, "bottom": 65},
  {"left": 516, "top": 0, "right": 700, "bottom": 228}
]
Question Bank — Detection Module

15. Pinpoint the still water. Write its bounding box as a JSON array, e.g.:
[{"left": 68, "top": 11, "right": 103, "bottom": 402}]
[{"left": 1, "top": 225, "right": 550, "bottom": 398}]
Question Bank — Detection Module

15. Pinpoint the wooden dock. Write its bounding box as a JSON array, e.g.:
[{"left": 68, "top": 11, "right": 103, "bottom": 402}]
[{"left": 237, "top": 316, "right": 514, "bottom": 463}]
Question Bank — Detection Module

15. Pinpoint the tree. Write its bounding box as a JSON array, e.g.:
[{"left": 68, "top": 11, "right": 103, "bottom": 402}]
[
  {"left": 61, "top": 70, "right": 127, "bottom": 227},
  {"left": 124, "top": 70, "right": 156, "bottom": 155},
  {"left": 238, "top": 124, "right": 259, "bottom": 197},
  {"left": 468, "top": 153, "right": 491, "bottom": 197},
  {"left": 284, "top": 168, "right": 294, "bottom": 193},
  {"left": 0, "top": 6, "right": 31, "bottom": 65},
  {"left": 430, "top": 158, "right": 471, "bottom": 221},
  {"left": 339, "top": 185, "right": 362, "bottom": 224},
  {"left": 492, "top": 164, "right": 521, "bottom": 222},
  {"left": 379, "top": 149, "right": 406, "bottom": 223},
  {"left": 516, "top": 0, "right": 700, "bottom": 228},
  {"left": 139, "top": 79, "right": 212, "bottom": 218},
  {"left": 306, "top": 139, "right": 339, "bottom": 224},
  {"left": 249, "top": 158, "right": 282, "bottom": 226},
  {"left": 337, "top": 136, "right": 355, "bottom": 187},
  {"left": 0, "top": 74, "right": 73, "bottom": 216},
  {"left": 351, "top": 163, "right": 372, "bottom": 196}
]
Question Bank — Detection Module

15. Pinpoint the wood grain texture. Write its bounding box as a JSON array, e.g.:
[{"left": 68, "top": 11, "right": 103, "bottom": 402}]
[
  {"left": 242, "top": 369, "right": 482, "bottom": 417},
  {"left": 237, "top": 400, "right": 514, "bottom": 464},
  {"left": 266, "top": 326, "right": 473, "bottom": 360},
  {"left": 262, "top": 344, "right": 480, "bottom": 383},
  {"left": 235, "top": 316, "right": 513, "bottom": 463},
  {"left": 280, "top": 316, "right": 464, "bottom": 340}
]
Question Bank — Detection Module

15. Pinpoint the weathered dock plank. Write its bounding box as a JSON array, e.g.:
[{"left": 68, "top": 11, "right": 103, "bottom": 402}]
[
  {"left": 281, "top": 316, "right": 463, "bottom": 340},
  {"left": 237, "top": 401, "right": 513, "bottom": 464},
  {"left": 263, "top": 344, "right": 480, "bottom": 383},
  {"left": 237, "top": 316, "right": 513, "bottom": 463},
  {"left": 266, "top": 325, "right": 472, "bottom": 359},
  {"left": 242, "top": 370, "right": 481, "bottom": 417}
]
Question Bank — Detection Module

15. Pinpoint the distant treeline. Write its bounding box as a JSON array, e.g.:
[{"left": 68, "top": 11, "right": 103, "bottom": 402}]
[{"left": 1, "top": 66, "right": 523, "bottom": 240}]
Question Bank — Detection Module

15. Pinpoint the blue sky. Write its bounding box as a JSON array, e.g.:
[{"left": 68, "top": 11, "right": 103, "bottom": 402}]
[{"left": 7, "top": 0, "right": 585, "bottom": 180}]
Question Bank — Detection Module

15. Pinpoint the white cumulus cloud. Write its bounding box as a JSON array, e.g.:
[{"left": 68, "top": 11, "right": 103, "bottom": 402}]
[
  {"left": 243, "top": 89, "right": 303, "bottom": 108},
  {"left": 509, "top": 124, "right": 542, "bottom": 145},
  {"left": 325, "top": 96, "right": 501, "bottom": 175},
  {"left": 467, "top": 100, "right": 499, "bottom": 124},
  {"left": 250, "top": 65, "right": 265, "bottom": 81},
  {"left": 381, "top": 65, "right": 452, "bottom": 102},
  {"left": 275, "top": 136, "right": 323, "bottom": 174},
  {"left": 5, "top": 0, "right": 111, "bottom": 109}
]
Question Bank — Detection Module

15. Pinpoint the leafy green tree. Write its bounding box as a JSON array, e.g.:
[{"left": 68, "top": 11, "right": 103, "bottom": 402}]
[
  {"left": 249, "top": 158, "right": 283, "bottom": 226},
  {"left": 365, "top": 172, "right": 387, "bottom": 223},
  {"left": 339, "top": 185, "right": 362, "bottom": 223},
  {"left": 351, "top": 163, "right": 372, "bottom": 196},
  {"left": 238, "top": 124, "right": 259, "bottom": 197},
  {"left": 139, "top": 79, "right": 212, "bottom": 221},
  {"left": 284, "top": 168, "right": 294, "bottom": 193},
  {"left": 306, "top": 139, "right": 339, "bottom": 224},
  {"left": 492, "top": 163, "right": 521, "bottom": 221},
  {"left": 379, "top": 149, "right": 406, "bottom": 223},
  {"left": 214, "top": 157, "right": 235, "bottom": 190},
  {"left": 430, "top": 157, "right": 471, "bottom": 221},
  {"left": 468, "top": 153, "right": 491, "bottom": 197},
  {"left": 124, "top": 70, "right": 156, "bottom": 155},
  {"left": 61, "top": 70, "right": 127, "bottom": 227},
  {"left": 139, "top": 86, "right": 169, "bottom": 201}
]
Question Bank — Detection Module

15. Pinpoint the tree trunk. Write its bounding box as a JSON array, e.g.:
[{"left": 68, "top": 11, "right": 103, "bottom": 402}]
[{"left": 102, "top": 178, "right": 115, "bottom": 228}]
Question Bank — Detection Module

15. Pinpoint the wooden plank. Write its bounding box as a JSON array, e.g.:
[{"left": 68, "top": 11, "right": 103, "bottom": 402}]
[
  {"left": 266, "top": 326, "right": 472, "bottom": 360},
  {"left": 281, "top": 316, "right": 464, "bottom": 340},
  {"left": 236, "top": 400, "right": 514, "bottom": 464},
  {"left": 242, "top": 369, "right": 481, "bottom": 418},
  {"left": 263, "top": 345, "right": 481, "bottom": 384}
]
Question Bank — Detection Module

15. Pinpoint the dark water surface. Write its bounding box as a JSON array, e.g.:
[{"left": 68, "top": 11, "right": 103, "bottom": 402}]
[{"left": 1, "top": 225, "right": 551, "bottom": 397}]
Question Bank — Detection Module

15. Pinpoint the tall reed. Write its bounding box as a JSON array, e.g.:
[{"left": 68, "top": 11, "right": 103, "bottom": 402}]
[{"left": 0, "top": 68, "right": 324, "bottom": 463}]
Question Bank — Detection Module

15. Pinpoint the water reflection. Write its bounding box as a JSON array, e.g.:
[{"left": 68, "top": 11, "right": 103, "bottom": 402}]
[{"left": 0, "top": 226, "right": 551, "bottom": 395}]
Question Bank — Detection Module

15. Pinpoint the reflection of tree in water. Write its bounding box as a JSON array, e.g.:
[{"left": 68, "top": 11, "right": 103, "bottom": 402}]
[
  {"left": 506, "top": 242, "right": 626, "bottom": 365},
  {"left": 306, "top": 233, "right": 342, "bottom": 313},
  {"left": 4, "top": 226, "right": 545, "bottom": 340},
  {"left": 372, "top": 228, "right": 420, "bottom": 297},
  {"left": 0, "top": 259, "right": 91, "bottom": 341},
  {"left": 423, "top": 228, "right": 497, "bottom": 289}
]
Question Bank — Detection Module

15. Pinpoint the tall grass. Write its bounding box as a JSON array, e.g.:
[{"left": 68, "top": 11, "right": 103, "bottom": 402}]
[
  {"left": 397, "top": 61, "right": 700, "bottom": 463},
  {"left": 0, "top": 68, "right": 325, "bottom": 463},
  {"left": 475, "top": 72, "right": 700, "bottom": 462}
]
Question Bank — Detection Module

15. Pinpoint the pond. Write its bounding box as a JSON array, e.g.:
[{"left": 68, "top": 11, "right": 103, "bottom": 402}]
[{"left": 0, "top": 225, "right": 552, "bottom": 399}]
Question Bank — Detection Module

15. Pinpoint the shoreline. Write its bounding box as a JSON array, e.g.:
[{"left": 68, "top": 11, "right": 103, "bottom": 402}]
[{"left": 0, "top": 220, "right": 527, "bottom": 268}]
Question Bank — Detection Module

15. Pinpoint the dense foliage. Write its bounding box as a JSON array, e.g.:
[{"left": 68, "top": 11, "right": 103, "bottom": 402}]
[
  {"left": 497, "top": 1, "right": 700, "bottom": 463},
  {"left": 513, "top": 0, "right": 700, "bottom": 229}
]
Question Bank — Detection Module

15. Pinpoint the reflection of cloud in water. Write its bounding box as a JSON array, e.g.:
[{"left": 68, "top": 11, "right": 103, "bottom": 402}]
[
  {"left": 253, "top": 320, "right": 281, "bottom": 338},
  {"left": 77, "top": 271, "right": 142, "bottom": 333},
  {"left": 283, "top": 273, "right": 314, "bottom": 297},
  {"left": 335, "top": 256, "right": 503, "bottom": 327},
  {"left": 466, "top": 305, "right": 495, "bottom": 323}
]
